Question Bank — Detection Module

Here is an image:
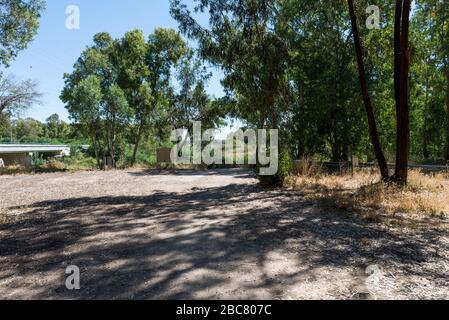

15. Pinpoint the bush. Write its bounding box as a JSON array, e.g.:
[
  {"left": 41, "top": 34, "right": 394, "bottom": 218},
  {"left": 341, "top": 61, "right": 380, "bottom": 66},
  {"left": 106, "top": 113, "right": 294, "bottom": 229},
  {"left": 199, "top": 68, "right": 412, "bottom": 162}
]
[
  {"left": 0, "top": 165, "right": 29, "bottom": 175},
  {"left": 293, "top": 157, "right": 323, "bottom": 177},
  {"left": 36, "top": 160, "right": 66, "bottom": 172},
  {"left": 117, "top": 145, "right": 156, "bottom": 168},
  {"left": 32, "top": 156, "right": 45, "bottom": 169},
  {"left": 62, "top": 153, "right": 97, "bottom": 170},
  {"left": 258, "top": 151, "right": 293, "bottom": 187}
]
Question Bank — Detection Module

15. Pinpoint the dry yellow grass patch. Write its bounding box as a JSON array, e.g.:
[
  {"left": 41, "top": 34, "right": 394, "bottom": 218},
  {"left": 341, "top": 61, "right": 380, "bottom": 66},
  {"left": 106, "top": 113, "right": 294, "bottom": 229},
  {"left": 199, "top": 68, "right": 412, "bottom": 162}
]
[
  {"left": 0, "top": 164, "right": 30, "bottom": 175},
  {"left": 0, "top": 209, "right": 10, "bottom": 225},
  {"left": 290, "top": 168, "right": 449, "bottom": 228}
]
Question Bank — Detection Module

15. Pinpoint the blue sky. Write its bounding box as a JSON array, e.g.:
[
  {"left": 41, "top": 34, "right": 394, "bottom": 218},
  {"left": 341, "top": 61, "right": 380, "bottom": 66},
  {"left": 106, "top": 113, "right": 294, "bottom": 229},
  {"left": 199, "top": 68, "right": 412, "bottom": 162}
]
[{"left": 5, "top": 0, "right": 225, "bottom": 123}]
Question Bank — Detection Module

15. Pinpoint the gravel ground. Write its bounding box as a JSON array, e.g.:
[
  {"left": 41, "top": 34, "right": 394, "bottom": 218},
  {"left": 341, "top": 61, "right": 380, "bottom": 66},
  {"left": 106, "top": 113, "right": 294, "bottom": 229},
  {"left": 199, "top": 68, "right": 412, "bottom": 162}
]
[{"left": 0, "top": 168, "right": 448, "bottom": 300}]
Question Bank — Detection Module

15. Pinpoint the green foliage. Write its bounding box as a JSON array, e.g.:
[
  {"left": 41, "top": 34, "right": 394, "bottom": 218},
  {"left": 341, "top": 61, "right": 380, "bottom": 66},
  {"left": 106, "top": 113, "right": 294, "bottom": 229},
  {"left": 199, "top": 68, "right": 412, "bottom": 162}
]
[
  {"left": 171, "top": 0, "right": 289, "bottom": 129},
  {"left": 61, "top": 29, "right": 185, "bottom": 167},
  {"left": 15, "top": 118, "right": 44, "bottom": 140},
  {"left": 62, "top": 152, "right": 97, "bottom": 171},
  {"left": 280, "top": 0, "right": 367, "bottom": 161},
  {"left": 29, "top": 148, "right": 97, "bottom": 173},
  {"left": 0, "top": 0, "right": 46, "bottom": 67},
  {"left": 278, "top": 150, "right": 294, "bottom": 181},
  {"left": 170, "top": 0, "right": 449, "bottom": 167},
  {"left": 45, "top": 114, "right": 71, "bottom": 139},
  {"left": 169, "top": 49, "right": 227, "bottom": 130},
  {"left": 4, "top": 1, "right": 447, "bottom": 178},
  {"left": 0, "top": 112, "right": 83, "bottom": 144},
  {"left": 120, "top": 146, "right": 155, "bottom": 167},
  {"left": 258, "top": 150, "right": 293, "bottom": 188},
  {"left": 61, "top": 28, "right": 226, "bottom": 168}
]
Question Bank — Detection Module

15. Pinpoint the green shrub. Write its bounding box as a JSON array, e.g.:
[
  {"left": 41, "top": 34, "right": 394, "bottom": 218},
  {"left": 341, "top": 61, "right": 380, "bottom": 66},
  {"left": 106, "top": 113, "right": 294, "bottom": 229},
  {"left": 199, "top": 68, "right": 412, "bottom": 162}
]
[
  {"left": 117, "top": 145, "right": 157, "bottom": 168},
  {"left": 63, "top": 153, "right": 97, "bottom": 170},
  {"left": 258, "top": 150, "right": 293, "bottom": 187},
  {"left": 32, "top": 157, "right": 46, "bottom": 169}
]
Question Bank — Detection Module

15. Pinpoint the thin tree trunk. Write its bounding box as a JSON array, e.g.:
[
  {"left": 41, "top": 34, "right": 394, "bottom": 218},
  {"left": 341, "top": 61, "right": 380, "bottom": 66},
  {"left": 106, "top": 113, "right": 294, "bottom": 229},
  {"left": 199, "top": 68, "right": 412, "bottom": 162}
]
[
  {"left": 394, "top": 0, "right": 412, "bottom": 185},
  {"left": 106, "top": 110, "right": 117, "bottom": 169},
  {"left": 107, "top": 122, "right": 116, "bottom": 168},
  {"left": 347, "top": 0, "right": 389, "bottom": 180},
  {"left": 91, "top": 128, "right": 101, "bottom": 169},
  {"left": 106, "top": 111, "right": 113, "bottom": 169},
  {"left": 297, "top": 126, "right": 305, "bottom": 159},
  {"left": 267, "top": 93, "right": 278, "bottom": 130},
  {"left": 446, "top": 71, "right": 449, "bottom": 161},
  {"left": 394, "top": 0, "right": 403, "bottom": 170},
  {"left": 258, "top": 111, "right": 265, "bottom": 130},
  {"left": 131, "top": 121, "right": 144, "bottom": 167},
  {"left": 422, "top": 61, "right": 430, "bottom": 160}
]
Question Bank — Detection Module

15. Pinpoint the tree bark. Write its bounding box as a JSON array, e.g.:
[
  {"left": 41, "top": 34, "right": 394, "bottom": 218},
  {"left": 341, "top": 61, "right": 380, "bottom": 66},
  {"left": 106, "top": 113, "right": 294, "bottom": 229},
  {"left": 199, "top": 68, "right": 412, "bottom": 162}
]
[
  {"left": 91, "top": 127, "right": 101, "bottom": 169},
  {"left": 394, "top": 0, "right": 403, "bottom": 168},
  {"left": 446, "top": 71, "right": 449, "bottom": 161},
  {"left": 105, "top": 111, "right": 113, "bottom": 169},
  {"left": 394, "top": 0, "right": 412, "bottom": 185},
  {"left": 296, "top": 126, "right": 305, "bottom": 159},
  {"left": 131, "top": 121, "right": 144, "bottom": 167},
  {"left": 111, "top": 113, "right": 117, "bottom": 168},
  {"left": 347, "top": 0, "right": 389, "bottom": 180}
]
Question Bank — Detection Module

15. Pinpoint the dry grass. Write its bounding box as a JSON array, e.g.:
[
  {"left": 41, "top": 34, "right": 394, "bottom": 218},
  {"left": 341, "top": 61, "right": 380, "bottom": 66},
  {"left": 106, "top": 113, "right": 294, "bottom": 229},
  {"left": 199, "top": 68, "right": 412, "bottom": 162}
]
[
  {"left": 0, "top": 164, "right": 30, "bottom": 175},
  {"left": 290, "top": 167, "right": 449, "bottom": 229},
  {"left": 293, "top": 157, "right": 324, "bottom": 177},
  {"left": 38, "top": 160, "right": 66, "bottom": 172},
  {"left": 0, "top": 208, "right": 12, "bottom": 225}
]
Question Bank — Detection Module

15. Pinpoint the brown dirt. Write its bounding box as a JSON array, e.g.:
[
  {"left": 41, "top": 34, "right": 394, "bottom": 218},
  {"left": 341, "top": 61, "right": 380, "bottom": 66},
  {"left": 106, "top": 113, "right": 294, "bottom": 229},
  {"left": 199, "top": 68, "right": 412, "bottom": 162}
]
[{"left": 0, "top": 168, "right": 448, "bottom": 300}]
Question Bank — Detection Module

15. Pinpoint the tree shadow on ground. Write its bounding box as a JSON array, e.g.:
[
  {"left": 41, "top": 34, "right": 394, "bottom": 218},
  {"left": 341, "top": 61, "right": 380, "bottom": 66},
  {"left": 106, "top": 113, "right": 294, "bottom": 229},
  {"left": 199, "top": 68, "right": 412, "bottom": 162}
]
[
  {"left": 0, "top": 179, "right": 447, "bottom": 299},
  {"left": 128, "top": 168, "right": 256, "bottom": 179}
]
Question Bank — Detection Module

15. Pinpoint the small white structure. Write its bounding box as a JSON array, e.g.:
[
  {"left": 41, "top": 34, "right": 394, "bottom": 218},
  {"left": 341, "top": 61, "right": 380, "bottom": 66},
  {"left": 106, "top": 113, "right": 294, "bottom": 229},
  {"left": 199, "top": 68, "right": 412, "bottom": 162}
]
[{"left": 0, "top": 144, "right": 71, "bottom": 168}]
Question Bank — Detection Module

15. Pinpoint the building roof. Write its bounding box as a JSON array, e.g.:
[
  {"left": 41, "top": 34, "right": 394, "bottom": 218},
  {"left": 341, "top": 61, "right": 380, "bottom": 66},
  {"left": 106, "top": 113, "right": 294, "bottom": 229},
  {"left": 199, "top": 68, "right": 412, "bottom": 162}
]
[{"left": 0, "top": 144, "right": 70, "bottom": 155}]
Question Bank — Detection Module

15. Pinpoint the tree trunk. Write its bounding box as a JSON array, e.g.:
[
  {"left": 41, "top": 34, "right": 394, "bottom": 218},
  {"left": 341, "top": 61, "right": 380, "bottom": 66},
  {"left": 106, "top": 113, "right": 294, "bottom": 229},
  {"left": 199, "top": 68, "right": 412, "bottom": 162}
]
[
  {"left": 347, "top": 0, "right": 389, "bottom": 180},
  {"left": 394, "top": 0, "right": 403, "bottom": 169},
  {"left": 423, "top": 60, "right": 431, "bottom": 160},
  {"left": 297, "top": 126, "right": 305, "bottom": 159},
  {"left": 91, "top": 128, "right": 101, "bottom": 169},
  {"left": 111, "top": 115, "right": 116, "bottom": 168},
  {"left": 423, "top": 138, "right": 429, "bottom": 160},
  {"left": 131, "top": 122, "right": 144, "bottom": 167},
  {"left": 107, "top": 112, "right": 117, "bottom": 169},
  {"left": 445, "top": 71, "right": 449, "bottom": 161},
  {"left": 330, "top": 135, "right": 344, "bottom": 162},
  {"left": 394, "top": 0, "right": 412, "bottom": 185},
  {"left": 106, "top": 111, "right": 113, "bottom": 169}
]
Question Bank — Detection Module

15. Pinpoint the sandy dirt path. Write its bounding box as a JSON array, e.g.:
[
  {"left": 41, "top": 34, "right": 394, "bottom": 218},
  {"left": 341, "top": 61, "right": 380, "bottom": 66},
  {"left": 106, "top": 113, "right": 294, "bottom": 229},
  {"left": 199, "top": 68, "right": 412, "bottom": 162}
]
[{"left": 0, "top": 169, "right": 448, "bottom": 299}]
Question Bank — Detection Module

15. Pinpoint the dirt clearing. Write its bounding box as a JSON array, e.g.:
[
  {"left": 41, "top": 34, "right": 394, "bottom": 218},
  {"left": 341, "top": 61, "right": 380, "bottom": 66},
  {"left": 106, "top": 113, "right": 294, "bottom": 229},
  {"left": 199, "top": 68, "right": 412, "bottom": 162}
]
[{"left": 0, "top": 169, "right": 448, "bottom": 299}]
